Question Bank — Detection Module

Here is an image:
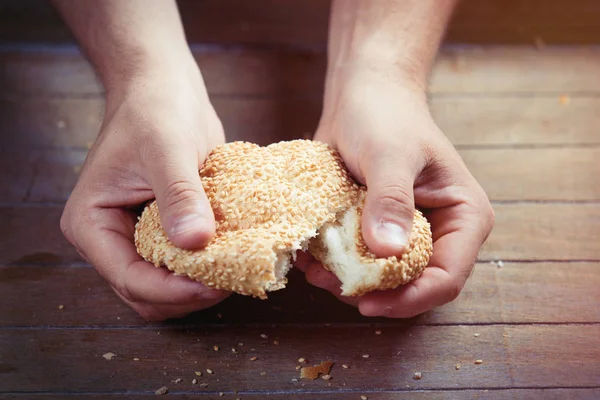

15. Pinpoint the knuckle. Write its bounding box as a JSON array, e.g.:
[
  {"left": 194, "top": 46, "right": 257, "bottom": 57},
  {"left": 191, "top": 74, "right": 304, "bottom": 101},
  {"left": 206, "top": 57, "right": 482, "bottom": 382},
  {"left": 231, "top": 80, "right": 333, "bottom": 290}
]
[
  {"left": 375, "top": 183, "right": 415, "bottom": 215},
  {"left": 161, "top": 180, "right": 201, "bottom": 210}
]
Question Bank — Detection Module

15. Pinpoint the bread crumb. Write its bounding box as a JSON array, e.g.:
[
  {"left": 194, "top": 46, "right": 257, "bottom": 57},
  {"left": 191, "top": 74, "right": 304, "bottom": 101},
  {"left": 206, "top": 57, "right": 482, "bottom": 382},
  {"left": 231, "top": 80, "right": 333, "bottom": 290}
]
[
  {"left": 496, "top": 260, "right": 504, "bottom": 268},
  {"left": 362, "top": 354, "right": 370, "bottom": 359},
  {"left": 207, "top": 369, "right": 213, "bottom": 374},
  {"left": 474, "top": 333, "right": 480, "bottom": 337},
  {"left": 342, "top": 364, "right": 349, "bottom": 369},
  {"left": 273, "top": 340, "right": 279, "bottom": 345},
  {"left": 102, "top": 352, "right": 116, "bottom": 360},
  {"left": 199, "top": 383, "right": 208, "bottom": 387},
  {"left": 195, "top": 371, "right": 202, "bottom": 376},
  {"left": 298, "top": 358, "right": 306, "bottom": 363},
  {"left": 217, "top": 313, "right": 222, "bottom": 319},
  {"left": 455, "top": 364, "right": 461, "bottom": 370},
  {"left": 503, "top": 333, "right": 510, "bottom": 338},
  {"left": 374, "top": 330, "right": 382, "bottom": 335},
  {"left": 413, "top": 372, "right": 422, "bottom": 380},
  {"left": 260, "top": 371, "right": 266, "bottom": 376},
  {"left": 559, "top": 95, "right": 570, "bottom": 106},
  {"left": 192, "top": 379, "right": 197, "bottom": 384},
  {"left": 250, "top": 356, "right": 258, "bottom": 361},
  {"left": 238, "top": 342, "right": 244, "bottom": 347},
  {"left": 58, "top": 305, "right": 64, "bottom": 310},
  {"left": 173, "top": 378, "right": 182, "bottom": 384},
  {"left": 219, "top": 392, "right": 224, "bottom": 397},
  {"left": 300, "top": 360, "right": 334, "bottom": 380},
  {"left": 213, "top": 345, "right": 219, "bottom": 351},
  {"left": 361, "top": 396, "right": 368, "bottom": 400},
  {"left": 232, "top": 348, "right": 237, "bottom": 353},
  {"left": 155, "top": 386, "right": 168, "bottom": 395},
  {"left": 321, "top": 374, "right": 332, "bottom": 381},
  {"left": 133, "top": 358, "right": 140, "bottom": 361},
  {"left": 296, "top": 365, "right": 302, "bottom": 370},
  {"left": 260, "top": 334, "right": 268, "bottom": 339},
  {"left": 475, "top": 359, "right": 483, "bottom": 365}
]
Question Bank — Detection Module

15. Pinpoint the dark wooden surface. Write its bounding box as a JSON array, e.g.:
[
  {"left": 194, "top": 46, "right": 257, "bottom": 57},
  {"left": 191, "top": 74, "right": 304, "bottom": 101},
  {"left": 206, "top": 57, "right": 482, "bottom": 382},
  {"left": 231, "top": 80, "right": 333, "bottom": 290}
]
[{"left": 1, "top": 2, "right": 600, "bottom": 399}]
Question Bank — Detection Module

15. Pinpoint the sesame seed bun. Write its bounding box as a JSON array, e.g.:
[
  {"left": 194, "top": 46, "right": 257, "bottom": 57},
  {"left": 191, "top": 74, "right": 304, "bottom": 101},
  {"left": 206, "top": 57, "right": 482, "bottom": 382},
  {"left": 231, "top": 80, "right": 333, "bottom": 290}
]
[{"left": 134, "top": 139, "right": 432, "bottom": 299}]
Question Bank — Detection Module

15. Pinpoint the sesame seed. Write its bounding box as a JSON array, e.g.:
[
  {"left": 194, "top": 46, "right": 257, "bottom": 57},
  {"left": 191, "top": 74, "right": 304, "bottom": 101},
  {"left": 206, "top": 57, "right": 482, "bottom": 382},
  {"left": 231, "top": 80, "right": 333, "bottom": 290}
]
[
  {"left": 298, "top": 358, "right": 306, "bottom": 363},
  {"left": 362, "top": 354, "right": 370, "bottom": 359},
  {"left": 455, "top": 364, "right": 461, "bottom": 370},
  {"left": 374, "top": 330, "right": 382, "bottom": 335},
  {"left": 474, "top": 333, "right": 480, "bottom": 337},
  {"left": 413, "top": 372, "right": 422, "bottom": 380},
  {"left": 322, "top": 374, "right": 332, "bottom": 381},
  {"left": 342, "top": 364, "right": 349, "bottom": 369},
  {"left": 213, "top": 345, "right": 219, "bottom": 351},
  {"left": 206, "top": 369, "right": 213, "bottom": 374},
  {"left": 192, "top": 379, "right": 197, "bottom": 384},
  {"left": 250, "top": 356, "right": 258, "bottom": 361},
  {"left": 260, "top": 334, "right": 268, "bottom": 339},
  {"left": 195, "top": 371, "right": 202, "bottom": 376},
  {"left": 475, "top": 359, "right": 483, "bottom": 365}
]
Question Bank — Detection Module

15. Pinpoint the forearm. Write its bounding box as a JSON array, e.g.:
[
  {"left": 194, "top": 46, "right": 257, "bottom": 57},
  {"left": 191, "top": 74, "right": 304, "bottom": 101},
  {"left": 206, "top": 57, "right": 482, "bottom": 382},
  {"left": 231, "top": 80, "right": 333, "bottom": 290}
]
[
  {"left": 51, "top": 0, "right": 196, "bottom": 93},
  {"left": 326, "top": 0, "right": 458, "bottom": 94}
]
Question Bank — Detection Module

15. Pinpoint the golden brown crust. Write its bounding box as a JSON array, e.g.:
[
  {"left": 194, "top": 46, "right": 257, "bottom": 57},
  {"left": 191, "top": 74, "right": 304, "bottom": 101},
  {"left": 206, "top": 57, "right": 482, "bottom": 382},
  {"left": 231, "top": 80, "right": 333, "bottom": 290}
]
[{"left": 134, "top": 140, "right": 359, "bottom": 299}]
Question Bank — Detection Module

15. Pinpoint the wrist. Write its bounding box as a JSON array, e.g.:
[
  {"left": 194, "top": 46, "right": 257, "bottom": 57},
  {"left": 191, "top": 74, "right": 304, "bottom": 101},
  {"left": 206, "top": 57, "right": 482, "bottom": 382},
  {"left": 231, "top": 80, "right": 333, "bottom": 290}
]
[{"left": 103, "top": 49, "right": 205, "bottom": 106}]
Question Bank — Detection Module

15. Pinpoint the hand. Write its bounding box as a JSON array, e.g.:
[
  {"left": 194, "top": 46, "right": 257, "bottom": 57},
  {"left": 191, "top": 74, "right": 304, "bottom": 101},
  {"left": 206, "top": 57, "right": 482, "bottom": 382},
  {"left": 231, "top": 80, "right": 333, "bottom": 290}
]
[
  {"left": 60, "top": 58, "right": 231, "bottom": 321},
  {"left": 297, "top": 70, "right": 495, "bottom": 318}
]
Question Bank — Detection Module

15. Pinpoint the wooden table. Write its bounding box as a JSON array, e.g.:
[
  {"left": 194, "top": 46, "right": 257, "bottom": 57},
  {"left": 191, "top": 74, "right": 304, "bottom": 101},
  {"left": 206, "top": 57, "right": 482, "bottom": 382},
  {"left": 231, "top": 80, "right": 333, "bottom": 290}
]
[{"left": 1, "top": 1, "right": 600, "bottom": 398}]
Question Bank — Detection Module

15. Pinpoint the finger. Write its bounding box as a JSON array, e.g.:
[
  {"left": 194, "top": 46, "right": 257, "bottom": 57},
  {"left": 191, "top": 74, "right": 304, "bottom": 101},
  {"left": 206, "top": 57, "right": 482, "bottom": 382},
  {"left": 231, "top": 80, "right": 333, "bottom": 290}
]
[
  {"left": 145, "top": 139, "right": 215, "bottom": 249},
  {"left": 293, "top": 251, "right": 315, "bottom": 273},
  {"left": 111, "top": 288, "right": 227, "bottom": 322},
  {"left": 361, "top": 145, "right": 423, "bottom": 258},
  {"left": 74, "top": 206, "right": 230, "bottom": 307},
  {"left": 304, "top": 263, "right": 359, "bottom": 308},
  {"left": 358, "top": 202, "right": 492, "bottom": 318}
]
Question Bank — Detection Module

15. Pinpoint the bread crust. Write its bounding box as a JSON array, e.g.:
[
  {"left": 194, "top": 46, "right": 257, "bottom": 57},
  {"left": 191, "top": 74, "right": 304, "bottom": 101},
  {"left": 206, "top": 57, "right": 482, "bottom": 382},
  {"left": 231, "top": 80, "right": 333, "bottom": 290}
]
[{"left": 134, "top": 139, "right": 433, "bottom": 299}]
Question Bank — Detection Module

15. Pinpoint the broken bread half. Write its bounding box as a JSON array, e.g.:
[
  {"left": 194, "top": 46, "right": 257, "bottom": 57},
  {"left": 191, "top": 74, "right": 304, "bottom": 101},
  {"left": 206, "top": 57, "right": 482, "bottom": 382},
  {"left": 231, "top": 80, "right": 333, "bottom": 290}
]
[
  {"left": 134, "top": 139, "right": 433, "bottom": 299},
  {"left": 308, "top": 190, "right": 433, "bottom": 296}
]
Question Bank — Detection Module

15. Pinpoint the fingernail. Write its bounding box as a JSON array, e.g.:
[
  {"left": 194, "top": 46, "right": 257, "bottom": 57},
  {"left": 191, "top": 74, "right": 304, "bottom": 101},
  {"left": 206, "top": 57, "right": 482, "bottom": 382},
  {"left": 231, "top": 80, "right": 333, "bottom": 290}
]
[
  {"left": 376, "top": 222, "right": 409, "bottom": 251},
  {"left": 171, "top": 214, "right": 207, "bottom": 237}
]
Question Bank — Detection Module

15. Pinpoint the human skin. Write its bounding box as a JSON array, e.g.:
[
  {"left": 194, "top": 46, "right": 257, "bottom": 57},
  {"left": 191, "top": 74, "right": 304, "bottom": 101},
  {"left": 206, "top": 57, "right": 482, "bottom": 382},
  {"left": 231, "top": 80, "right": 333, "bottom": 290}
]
[
  {"left": 296, "top": 0, "right": 495, "bottom": 318},
  {"left": 52, "top": 0, "right": 230, "bottom": 321},
  {"left": 52, "top": 0, "right": 494, "bottom": 321}
]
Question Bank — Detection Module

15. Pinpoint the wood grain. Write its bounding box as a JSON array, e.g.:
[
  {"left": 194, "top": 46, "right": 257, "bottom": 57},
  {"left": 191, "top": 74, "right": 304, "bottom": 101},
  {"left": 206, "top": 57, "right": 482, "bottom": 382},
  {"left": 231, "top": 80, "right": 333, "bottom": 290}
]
[
  {"left": 0, "top": 325, "right": 598, "bottom": 392},
  {"left": 1, "top": 262, "right": 598, "bottom": 327},
  {"left": 1, "top": 96, "right": 599, "bottom": 149},
  {"left": 481, "top": 204, "right": 600, "bottom": 261},
  {"left": 2, "top": 0, "right": 600, "bottom": 45},
  {"left": 2, "top": 390, "right": 600, "bottom": 399},
  {"left": 459, "top": 148, "right": 600, "bottom": 201}
]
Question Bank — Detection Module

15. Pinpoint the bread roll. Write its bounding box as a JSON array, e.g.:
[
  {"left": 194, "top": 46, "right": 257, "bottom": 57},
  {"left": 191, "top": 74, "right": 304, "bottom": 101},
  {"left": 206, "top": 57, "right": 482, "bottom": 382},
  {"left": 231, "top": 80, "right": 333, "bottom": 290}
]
[{"left": 134, "top": 140, "right": 432, "bottom": 299}]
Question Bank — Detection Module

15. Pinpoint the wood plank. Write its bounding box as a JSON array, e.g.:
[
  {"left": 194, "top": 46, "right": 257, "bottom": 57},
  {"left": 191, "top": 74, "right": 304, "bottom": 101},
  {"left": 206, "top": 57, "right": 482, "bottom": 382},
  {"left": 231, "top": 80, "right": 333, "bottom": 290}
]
[
  {"left": 2, "top": 389, "right": 600, "bottom": 399},
  {"left": 481, "top": 204, "right": 600, "bottom": 261},
  {"left": 4, "top": 47, "right": 600, "bottom": 97},
  {"left": 1, "top": 262, "right": 598, "bottom": 327},
  {"left": 0, "top": 148, "right": 39, "bottom": 202},
  {"left": 0, "top": 206, "right": 80, "bottom": 265},
  {"left": 2, "top": 0, "right": 600, "bottom": 45},
  {"left": 0, "top": 325, "right": 598, "bottom": 392},
  {"left": 1, "top": 96, "right": 599, "bottom": 150},
  {"left": 459, "top": 148, "right": 600, "bottom": 201},
  {"left": 1, "top": 204, "right": 598, "bottom": 266}
]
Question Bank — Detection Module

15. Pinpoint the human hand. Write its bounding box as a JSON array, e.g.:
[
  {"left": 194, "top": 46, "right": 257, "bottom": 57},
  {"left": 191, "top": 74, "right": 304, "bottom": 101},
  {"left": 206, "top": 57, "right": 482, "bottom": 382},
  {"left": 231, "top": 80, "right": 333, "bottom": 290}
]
[
  {"left": 60, "top": 58, "right": 231, "bottom": 321},
  {"left": 297, "top": 69, "right": 495, "bottom": 318}
]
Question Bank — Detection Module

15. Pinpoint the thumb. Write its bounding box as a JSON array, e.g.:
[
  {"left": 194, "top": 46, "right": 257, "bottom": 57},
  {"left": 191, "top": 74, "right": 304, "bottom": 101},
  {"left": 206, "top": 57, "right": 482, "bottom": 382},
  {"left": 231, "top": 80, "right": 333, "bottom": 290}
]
[
  {"left": 149, "top": 146, "right": 215, "bottom": 250},
  {"left": 361, "top": 154, "right": 418, "bottom": 258}
]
